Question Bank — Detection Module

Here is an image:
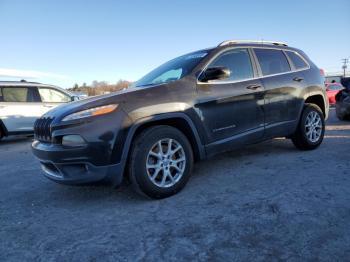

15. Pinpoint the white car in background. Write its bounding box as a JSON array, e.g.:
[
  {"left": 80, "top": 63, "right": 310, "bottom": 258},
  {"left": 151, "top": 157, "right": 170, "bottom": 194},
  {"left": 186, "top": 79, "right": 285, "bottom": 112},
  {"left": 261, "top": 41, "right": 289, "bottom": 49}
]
[{"left": 0, "top": 81, "right": 78, "bottom": 140}]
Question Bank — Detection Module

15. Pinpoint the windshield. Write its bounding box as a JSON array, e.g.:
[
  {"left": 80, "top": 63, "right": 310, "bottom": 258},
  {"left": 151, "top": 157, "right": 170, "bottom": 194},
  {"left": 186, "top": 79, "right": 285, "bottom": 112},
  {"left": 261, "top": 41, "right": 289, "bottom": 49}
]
[{"left": 132, "top": 51, "right": 208, "bottom": 87}]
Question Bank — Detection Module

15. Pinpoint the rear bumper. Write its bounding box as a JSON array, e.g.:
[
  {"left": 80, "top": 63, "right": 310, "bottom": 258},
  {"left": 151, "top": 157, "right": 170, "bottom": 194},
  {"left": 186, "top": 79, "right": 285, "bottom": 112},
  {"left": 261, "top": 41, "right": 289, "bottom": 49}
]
[{"left": 32, "top": 141, "right": 123, "bottom": 186}]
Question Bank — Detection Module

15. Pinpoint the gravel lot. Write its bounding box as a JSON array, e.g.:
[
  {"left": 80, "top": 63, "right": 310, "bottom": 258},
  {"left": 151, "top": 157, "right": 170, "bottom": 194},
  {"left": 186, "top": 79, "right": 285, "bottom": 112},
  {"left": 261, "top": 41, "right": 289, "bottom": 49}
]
[{"left": 1, "top": 108, "right": 350, "bottom": 261}]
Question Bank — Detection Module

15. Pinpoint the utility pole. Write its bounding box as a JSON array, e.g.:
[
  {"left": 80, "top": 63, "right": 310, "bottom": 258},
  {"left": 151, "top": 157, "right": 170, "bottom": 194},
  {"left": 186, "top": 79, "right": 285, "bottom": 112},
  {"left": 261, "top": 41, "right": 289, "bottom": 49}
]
[{"left": 342, "top": 58, "right": 349, "bottom": 77}]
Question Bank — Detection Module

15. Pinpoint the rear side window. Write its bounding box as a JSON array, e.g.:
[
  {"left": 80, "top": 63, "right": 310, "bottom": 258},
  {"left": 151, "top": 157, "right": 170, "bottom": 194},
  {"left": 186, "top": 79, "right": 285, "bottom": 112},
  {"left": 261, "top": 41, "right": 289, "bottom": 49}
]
[
  {"left": 209, "top": 48, "right": 254, "bottom": 81},
  {"left": 254, "top": 49, "right": 291, "bottom": 76},
  {"left": 38, "top": 88, "right": 71, "bottom": 103},
  {"left": 0, "top": 88, "right": 3, "bottom": 102},
  {"left": 2, "top": 87, "right": 36, "bottom": 102},
  {"left": 286, "top": 51, "right": 308, "bottom": 70}
]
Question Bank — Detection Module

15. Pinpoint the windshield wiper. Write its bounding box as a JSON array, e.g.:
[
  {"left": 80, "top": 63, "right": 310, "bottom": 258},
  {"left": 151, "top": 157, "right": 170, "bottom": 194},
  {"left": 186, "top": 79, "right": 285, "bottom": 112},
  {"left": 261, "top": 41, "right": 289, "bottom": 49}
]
[{"left": 136, "top": 83, "right": 160, "bottom": 88}]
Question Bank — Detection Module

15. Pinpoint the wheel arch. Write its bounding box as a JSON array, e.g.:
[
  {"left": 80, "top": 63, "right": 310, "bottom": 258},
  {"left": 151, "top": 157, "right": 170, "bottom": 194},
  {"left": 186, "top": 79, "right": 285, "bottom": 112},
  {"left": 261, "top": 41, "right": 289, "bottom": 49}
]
[
  {"left": 113, "top": 113, "right": 206, "bottom": 181},
  {"left": 126, "top": 113, "right": 206, "bottom": 163},
  {"left": 304, "top": 94, "right": 327, "bottom": 117}
]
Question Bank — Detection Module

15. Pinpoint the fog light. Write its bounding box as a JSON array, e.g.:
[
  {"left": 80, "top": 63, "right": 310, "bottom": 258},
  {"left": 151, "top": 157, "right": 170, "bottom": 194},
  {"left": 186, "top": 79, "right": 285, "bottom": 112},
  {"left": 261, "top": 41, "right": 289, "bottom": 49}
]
[{"left": 62, "top": 135, "right": 86, "bottom": 147}]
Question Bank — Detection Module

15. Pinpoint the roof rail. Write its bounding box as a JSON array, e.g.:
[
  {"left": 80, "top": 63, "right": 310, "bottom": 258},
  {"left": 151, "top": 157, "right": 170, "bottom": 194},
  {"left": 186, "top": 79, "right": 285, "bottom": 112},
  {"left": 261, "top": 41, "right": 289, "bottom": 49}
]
[
  {"left": 0, "top": 80, "right": 42, "bottom": 85},
  {"left": 218, "top": 40, "right": 288, "bottom": 47}
]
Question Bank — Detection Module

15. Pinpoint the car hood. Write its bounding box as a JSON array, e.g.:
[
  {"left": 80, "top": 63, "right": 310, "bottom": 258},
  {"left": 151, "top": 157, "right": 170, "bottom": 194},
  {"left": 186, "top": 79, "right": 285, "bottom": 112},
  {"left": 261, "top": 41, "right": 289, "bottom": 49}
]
[{"left": 43, "top": 85, "right": 162, "bottom": 120}]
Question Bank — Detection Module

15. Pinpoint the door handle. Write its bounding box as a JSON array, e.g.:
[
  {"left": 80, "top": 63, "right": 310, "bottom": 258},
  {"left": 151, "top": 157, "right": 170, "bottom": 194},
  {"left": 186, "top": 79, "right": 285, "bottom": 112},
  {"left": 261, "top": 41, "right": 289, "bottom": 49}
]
[
  {"left": 293, "top": 77, "right": 304, "bottom": 82},
  {"left": 246, "top": 84, "right": 262, "bottom": 90},
  {"left": 43, "top": 105, "right": 54, "bottom": 108}
]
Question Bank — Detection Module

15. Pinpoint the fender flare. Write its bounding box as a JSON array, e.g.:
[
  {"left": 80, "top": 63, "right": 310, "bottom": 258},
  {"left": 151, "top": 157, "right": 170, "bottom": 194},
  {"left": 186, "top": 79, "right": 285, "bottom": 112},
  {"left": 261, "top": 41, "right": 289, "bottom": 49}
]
[
  {"left": 302, "top": 91, "right": 329, "bottom": 118},
  {"left": 116, "top": 112, "right": 206, "bottom": 176}
]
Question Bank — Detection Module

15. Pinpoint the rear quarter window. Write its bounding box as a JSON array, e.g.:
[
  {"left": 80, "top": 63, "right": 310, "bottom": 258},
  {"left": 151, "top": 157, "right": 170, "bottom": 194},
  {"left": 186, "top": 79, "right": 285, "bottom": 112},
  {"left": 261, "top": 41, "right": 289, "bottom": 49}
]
[
  {"left": 286, "top": 51, "right": 309, "bottom": 70},
  {"left": 254, "top": 48, "right": 291, "bottom": 76}
]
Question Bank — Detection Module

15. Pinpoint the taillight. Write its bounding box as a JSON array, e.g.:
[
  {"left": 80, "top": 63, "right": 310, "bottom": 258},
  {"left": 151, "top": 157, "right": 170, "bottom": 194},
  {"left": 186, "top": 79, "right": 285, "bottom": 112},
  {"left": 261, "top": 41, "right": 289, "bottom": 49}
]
[{"left": 320, "top": 68, "right": 325, "bottom": 76}]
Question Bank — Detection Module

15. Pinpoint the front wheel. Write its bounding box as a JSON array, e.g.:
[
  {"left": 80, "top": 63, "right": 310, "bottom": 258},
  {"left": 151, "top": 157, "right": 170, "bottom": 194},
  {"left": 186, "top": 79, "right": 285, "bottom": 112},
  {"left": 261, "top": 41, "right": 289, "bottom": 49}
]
[
  {"left": 291, "top": 104, "right": 325, "bottom": 150},
  {"left": 128, "top": 125, "right": 194, "bottom": 199}
]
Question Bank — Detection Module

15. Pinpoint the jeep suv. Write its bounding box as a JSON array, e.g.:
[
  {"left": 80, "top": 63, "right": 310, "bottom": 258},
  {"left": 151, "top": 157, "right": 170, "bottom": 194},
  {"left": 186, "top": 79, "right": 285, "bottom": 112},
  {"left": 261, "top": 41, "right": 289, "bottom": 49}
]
[
  {"left": 0, "top": 81, "right": 78, "bottom": 140},
  {"left": 32, "top": 40, "right": 329, "bottom": 199}
]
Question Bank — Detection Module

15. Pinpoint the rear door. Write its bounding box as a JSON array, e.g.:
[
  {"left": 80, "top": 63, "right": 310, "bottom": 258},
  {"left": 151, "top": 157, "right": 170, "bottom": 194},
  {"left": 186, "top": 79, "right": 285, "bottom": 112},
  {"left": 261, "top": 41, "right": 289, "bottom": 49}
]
[
  {"left": 0, "top": 86, "right": 42, "bottom": 132},
  {"left": 253, "top": 48, "right": 306, "bottom": 137}
]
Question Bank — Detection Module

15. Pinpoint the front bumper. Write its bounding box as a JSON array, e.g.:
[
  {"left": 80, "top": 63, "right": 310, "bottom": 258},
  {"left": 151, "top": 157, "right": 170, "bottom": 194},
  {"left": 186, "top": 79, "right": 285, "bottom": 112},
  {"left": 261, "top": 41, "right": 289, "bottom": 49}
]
[
  {"left": 31, "top": 107, "right": 131, "bottom": 186},
  {"left": 32, "top": 141, "right": 123, "bottom": 186}
]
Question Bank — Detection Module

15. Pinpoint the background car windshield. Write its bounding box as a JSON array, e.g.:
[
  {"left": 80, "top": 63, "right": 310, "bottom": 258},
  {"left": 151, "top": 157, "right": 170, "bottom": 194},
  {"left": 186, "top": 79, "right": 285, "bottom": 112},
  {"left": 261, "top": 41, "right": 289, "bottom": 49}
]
[{"left": 132, "top": 51, "right": 208, "bottom": 87}]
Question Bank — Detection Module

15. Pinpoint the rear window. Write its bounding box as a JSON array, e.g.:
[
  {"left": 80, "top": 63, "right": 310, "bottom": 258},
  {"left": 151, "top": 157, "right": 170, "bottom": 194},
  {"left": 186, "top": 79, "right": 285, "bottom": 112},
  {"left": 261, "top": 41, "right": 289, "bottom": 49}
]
[
  {"left": 326, "top": 76, "right": 342, "bottom": 83},
  {"left": 327, "top": 84, "right": 343, "bottom": 91},
  {"left": 286, "top": 51, "right": 308, "bottom": 70},
  {"left": 2, "top": 87, "right": 36, "bottom": 102},
  {"left": 254, "top": 48, "right": 291, "bottom": 76}
]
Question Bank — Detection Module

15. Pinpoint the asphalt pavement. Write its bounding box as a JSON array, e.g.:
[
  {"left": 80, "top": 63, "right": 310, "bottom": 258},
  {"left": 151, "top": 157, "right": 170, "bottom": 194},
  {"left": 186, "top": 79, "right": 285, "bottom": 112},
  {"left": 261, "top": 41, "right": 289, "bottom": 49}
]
[{"left": 1, "top": 108, "right": 350, "bottom": 261}]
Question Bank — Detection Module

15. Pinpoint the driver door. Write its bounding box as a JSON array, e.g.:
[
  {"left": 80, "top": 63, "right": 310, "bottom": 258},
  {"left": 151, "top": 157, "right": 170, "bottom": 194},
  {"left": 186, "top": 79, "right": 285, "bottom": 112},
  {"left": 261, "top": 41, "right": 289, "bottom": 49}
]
[{"left": 195, "top": 48, "right": 265, "bottom": 152}]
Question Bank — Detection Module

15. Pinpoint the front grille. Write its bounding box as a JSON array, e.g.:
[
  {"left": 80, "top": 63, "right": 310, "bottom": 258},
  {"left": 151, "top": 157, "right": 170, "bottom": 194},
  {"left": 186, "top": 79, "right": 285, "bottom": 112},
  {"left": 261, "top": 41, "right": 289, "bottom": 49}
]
[{"left": 34, "top": 117, "right": 54, "bottom": 143}]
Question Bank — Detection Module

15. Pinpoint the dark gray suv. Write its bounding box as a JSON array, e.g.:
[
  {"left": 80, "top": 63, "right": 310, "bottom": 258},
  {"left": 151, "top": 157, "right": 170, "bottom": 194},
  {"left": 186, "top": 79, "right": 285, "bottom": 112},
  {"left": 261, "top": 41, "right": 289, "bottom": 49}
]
[{"left": 32, "top": 40, "right": 329, "bottom": 199}]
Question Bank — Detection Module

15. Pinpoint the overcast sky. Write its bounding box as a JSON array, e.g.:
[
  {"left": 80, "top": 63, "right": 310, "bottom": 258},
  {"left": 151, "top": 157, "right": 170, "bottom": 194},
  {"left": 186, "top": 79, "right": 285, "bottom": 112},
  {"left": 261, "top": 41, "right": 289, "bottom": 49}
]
[{"left": 0, "top": 0, "right": 349, "bottom": 88}]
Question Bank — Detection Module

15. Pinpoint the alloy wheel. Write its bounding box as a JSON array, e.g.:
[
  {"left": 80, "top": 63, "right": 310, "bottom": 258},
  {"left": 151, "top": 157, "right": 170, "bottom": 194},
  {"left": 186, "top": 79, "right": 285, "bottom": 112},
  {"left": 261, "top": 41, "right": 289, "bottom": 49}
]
[
  {"left": 305, "top": 111, "right": 322, "bottom": 143},
  {"left": 146, "top": 138, "right": 186, "bottom": 188}
]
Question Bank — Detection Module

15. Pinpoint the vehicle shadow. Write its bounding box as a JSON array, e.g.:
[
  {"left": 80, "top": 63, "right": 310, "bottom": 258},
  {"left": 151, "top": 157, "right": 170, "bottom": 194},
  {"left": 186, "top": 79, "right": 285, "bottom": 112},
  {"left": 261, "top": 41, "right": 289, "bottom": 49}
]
[
  {"left": 0, "top": 135, "right": 33, "bottom": 145},
  {"left": 40, "top": 138, "right": 297, "bottom": 204}
]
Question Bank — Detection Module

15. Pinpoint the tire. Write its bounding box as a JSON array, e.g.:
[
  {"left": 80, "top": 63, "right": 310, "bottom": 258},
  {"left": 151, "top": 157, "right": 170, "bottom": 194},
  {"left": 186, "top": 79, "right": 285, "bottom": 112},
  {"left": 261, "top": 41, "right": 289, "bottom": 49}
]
[
  {"left": 291, "top": 104, "right": 325, "bottom": 150},
  {"left": 129, "top": 125, "right": 194, "bottom": 199},
  {"left": 336, "top": 104, "right": 348, "bottom": 121}
]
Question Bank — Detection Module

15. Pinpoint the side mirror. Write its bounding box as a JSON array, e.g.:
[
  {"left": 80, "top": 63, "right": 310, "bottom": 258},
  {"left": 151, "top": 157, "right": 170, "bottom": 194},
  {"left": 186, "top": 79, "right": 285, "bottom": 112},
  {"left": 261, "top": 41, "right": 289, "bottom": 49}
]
[
  {"left": 72, "top": 96, "right": 80, "bottom": 101},
  {"left": 199, "top": 66, "right": 231, "bottom": 82}
]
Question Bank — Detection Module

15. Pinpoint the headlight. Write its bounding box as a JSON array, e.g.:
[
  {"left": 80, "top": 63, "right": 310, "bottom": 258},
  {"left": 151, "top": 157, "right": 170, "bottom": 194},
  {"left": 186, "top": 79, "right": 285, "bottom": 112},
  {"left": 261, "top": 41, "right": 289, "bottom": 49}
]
[{"left": 62, "top": 104, "right": 118, "bottom": 122}]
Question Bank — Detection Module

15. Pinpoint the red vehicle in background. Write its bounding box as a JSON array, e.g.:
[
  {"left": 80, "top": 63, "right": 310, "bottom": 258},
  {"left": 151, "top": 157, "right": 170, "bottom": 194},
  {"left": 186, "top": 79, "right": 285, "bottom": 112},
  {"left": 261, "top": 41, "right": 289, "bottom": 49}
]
[{"left": 326, "top": 82, "right": 344, "bottom": 105}]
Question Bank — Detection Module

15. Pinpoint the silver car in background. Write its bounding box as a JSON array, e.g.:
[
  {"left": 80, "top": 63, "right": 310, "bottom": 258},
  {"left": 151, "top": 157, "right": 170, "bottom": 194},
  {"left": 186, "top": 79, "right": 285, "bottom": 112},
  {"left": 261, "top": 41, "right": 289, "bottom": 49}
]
[{"left": 0, "top": 81, "right": 77, "bottom": 140}]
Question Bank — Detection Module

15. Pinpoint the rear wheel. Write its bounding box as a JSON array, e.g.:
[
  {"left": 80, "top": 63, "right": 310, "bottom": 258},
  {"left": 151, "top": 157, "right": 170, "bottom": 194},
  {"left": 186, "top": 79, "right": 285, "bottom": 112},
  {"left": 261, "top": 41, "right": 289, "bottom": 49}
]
[
  {"left": 291, "top": 104, "right": 325, "bottom": 150},
  {"left": 129, "top": 125, "right": 193, "bottom": 199}
]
